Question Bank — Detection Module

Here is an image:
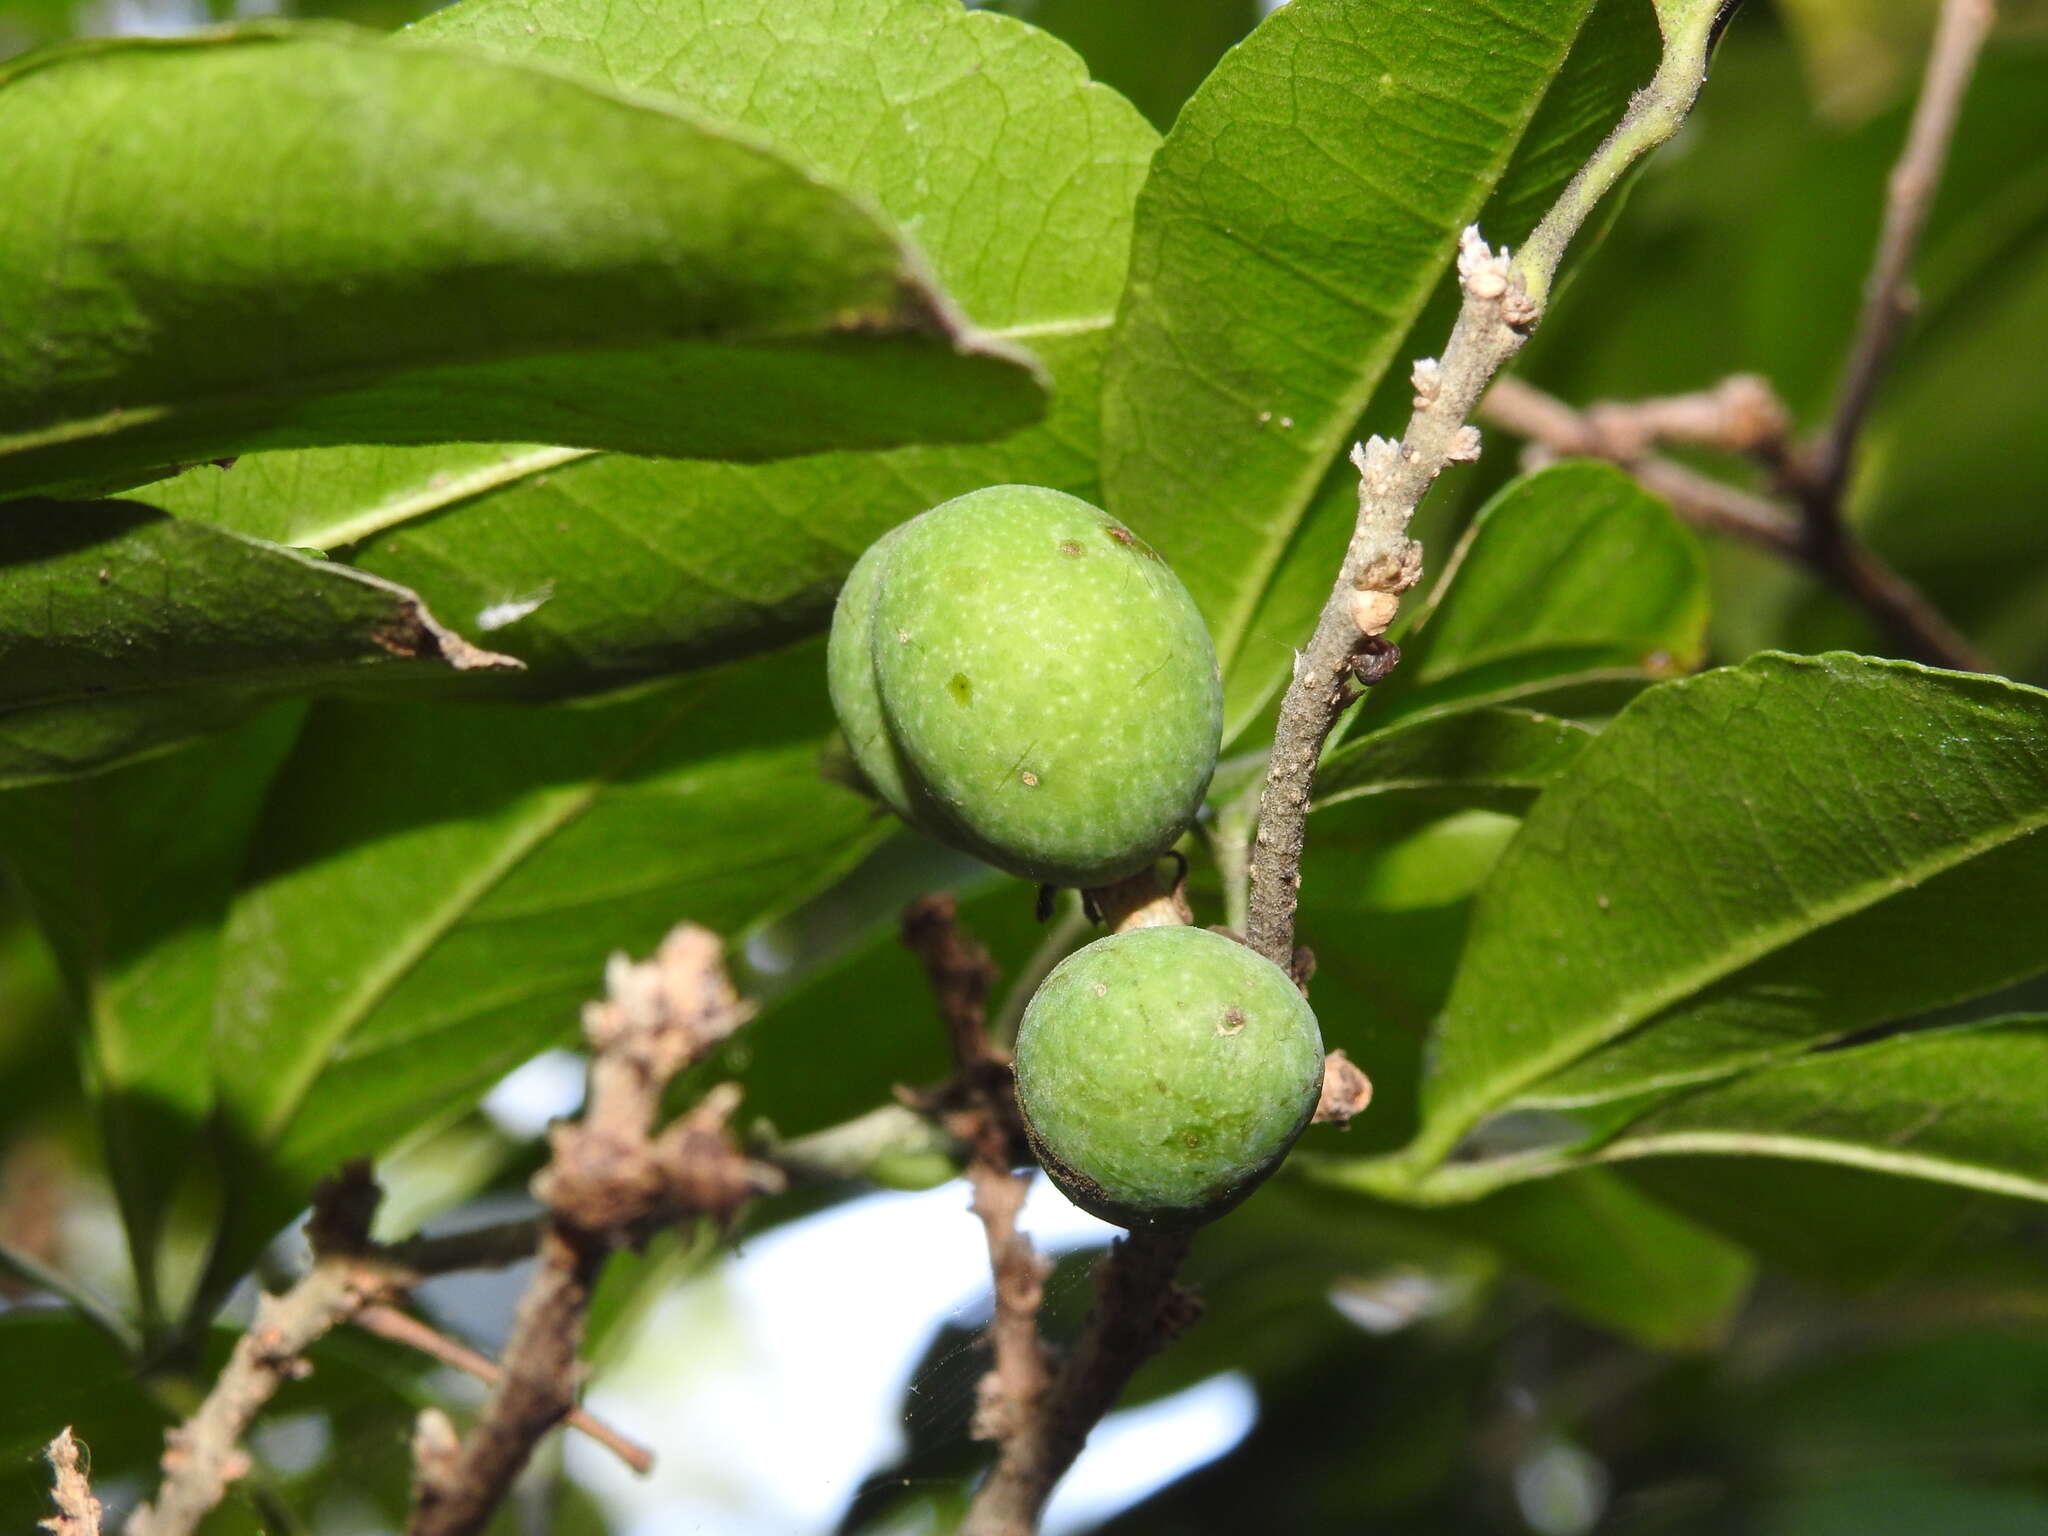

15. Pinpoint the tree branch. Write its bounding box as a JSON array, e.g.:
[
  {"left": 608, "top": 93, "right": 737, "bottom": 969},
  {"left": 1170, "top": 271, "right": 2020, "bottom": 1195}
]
[
  {"left": 962, "top": 1229, "right": 1201, "bottom": 1536},
  {"left": 380, "top": 1218, "right": 547, "bottom": 1284},
  {"left": 898, "top": 895, "right": 1053, "bottom": 1480},
  {"left": 1808, "top": 0, "right": 1997, "bottom": 513},
  {"left": 404, "top": 924, "right": 776, "bottom": 1536},
  {"left": 1243, "top": 22, "right": 1720, "bottom": 967},
  {"left": 125, "top": 1166, "right": 384, "bottom": 1536},
  {"left": 105, "top": 1167, "right": 576, "bottom": 1536},
  {"left": 1479, "top": 374, "right": 1989, "bottom": 671}
]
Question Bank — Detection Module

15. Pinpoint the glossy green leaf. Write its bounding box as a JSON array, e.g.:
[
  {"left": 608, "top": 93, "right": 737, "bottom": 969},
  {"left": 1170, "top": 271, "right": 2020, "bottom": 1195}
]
[
  {"left": 0, "top": 24, "right": 1041, "bottom": 498},
  {"left": 1589, "top": 1020, "right": 2048, "bottom": 1202},
  {"left": 1359, "top": 462, "right": 1708, "bottom": 732},
  {"left": 146, "top": 0, "right": 1157, "bottom": 692},
  {"left": 1313, "top": 709, "right": 1593, "bottom": 815},
  {"left": 1102, "top": 0, "right": 1664, "bottom": 736},
  {"left": 1413, "top": 653, "right": 2048, "bottom": 1167},
  {"left": 204, "top": 642, "right": 882, "bottom": 1287},
  {"left": 0, "top": 709, "right": 304, "bottom": 1319},
  {"left": 0, "top": 498, "right": 514, "bottom": 786}
]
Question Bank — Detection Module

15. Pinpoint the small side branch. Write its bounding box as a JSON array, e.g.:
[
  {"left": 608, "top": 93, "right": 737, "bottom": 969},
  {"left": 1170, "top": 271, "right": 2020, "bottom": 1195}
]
[
  {"left": 404, "top": 926, "right": 778, "bottom": 1536},
  {"left": 353, "top": 1304, "right": 652, "bottom": 1473},
  {"left": 1480, "top": 374, "right": 1988, "bottom": 671},
  {"left": 1809, "top": 0, "right": 1997, "bottom": 511},
  {"left": 1480, "top": 374, "right": 1804, "bottom": 554}
]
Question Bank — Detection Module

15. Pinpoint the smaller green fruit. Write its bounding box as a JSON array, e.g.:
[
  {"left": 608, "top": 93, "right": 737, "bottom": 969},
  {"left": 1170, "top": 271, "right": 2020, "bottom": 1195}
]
[{"left": 1014, "top": 925, "right": 1324, "bottom": 1230}]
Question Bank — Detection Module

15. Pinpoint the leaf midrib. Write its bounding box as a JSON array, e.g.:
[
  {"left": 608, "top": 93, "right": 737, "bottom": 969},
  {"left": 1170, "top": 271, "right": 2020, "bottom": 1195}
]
[{"left": 1590, "top": 1129, "right": 2048, "bottom": 1204}]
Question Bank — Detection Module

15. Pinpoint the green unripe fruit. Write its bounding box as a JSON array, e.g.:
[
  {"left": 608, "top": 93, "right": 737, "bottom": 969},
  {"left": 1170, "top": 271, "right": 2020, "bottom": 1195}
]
[
  {"left": 1014, "top": 925, "right": 1324, "bottom": 1230},
  {"left": 828, "top": 485, "right": 1222, "bottom": 888}
]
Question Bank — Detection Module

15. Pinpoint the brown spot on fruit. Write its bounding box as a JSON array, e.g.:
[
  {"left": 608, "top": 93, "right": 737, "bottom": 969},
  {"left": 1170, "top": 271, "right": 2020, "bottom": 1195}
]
[
  {"left": 1217, "top": 1007, "right": 1245, "bottom": 1036},
  {"left": 1104, "top": 524, "right": 1164, "bottom": 561},
  {"left": 1058, "top": 539, "right": 1083, "bottom": 557}
]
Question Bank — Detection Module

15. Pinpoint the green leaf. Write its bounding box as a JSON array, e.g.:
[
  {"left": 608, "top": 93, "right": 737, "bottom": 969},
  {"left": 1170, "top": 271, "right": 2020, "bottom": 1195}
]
[
  {"left": 205, "top": 642, "right": 882, "bottom": 1288},
  {"left": 1588, "top": 1020, "right": 2048, "bottom": 1202},
  {"left": 1625, "top": 1157, "right": 2022, "bottom": 1296},
  {"left": 0, "top": 498, "right": 515, "bottom": 787},
  {"left": 1102, "top": 0, "right": 1663, "bottom": 738},
  {"left": 1741, "top": 1326, "right": 2048, "bottom": 1482},
  {"left": 1734, "top": 1477, "right": 2048, "bottom": 1536},
  {"left": 1433, "top": 1168, "right": 1753, "bottom": 1350},
  {"left": 0, "top": 708, "right": 305, "bottom": 1320},
  {"left": 1413, "top": 653, "right": 2048, "bottom": 1167},
  {"left": 139, "top": 0, "right": 1157, "bottom": 693},
  {"left": 0, "top": 24, "right": 1041, "bottom": 499},
  {"left": 979, "top": 0, "right": 1262, "bottom": 131},
  {"left": 1360, "top": 462, "right": 1708, "bottom": 731},
  {"left": 1245, "top": 1169, "right": 1750, "bottom": 1352},
  {"left": 1313, "top": 709, "right": 1593, "bottom": 814}
]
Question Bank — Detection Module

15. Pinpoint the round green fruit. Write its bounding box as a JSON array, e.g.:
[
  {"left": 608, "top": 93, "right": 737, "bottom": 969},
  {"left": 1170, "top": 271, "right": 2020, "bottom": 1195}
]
[
  {"left": 827, "top": 485, "right": 1222, "bottom": 888},
  {"left": 1014, "top": 925, "right": 1324, "bottom": 1230}
]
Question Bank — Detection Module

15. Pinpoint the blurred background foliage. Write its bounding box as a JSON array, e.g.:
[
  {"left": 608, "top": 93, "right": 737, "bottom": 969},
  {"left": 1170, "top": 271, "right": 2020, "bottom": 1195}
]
[{"left": 5, "top": 0, "right": 2048, "bottom": 1532}]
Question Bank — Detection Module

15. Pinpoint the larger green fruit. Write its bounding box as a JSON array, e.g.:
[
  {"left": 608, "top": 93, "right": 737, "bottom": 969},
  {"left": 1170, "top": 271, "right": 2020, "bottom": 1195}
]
[
  {"left": 1014, "top": 926, "right": 1324, "bottom": 1229},
  {"left": 828, "top": 485, "right": 1222, "bottom": 888}
]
